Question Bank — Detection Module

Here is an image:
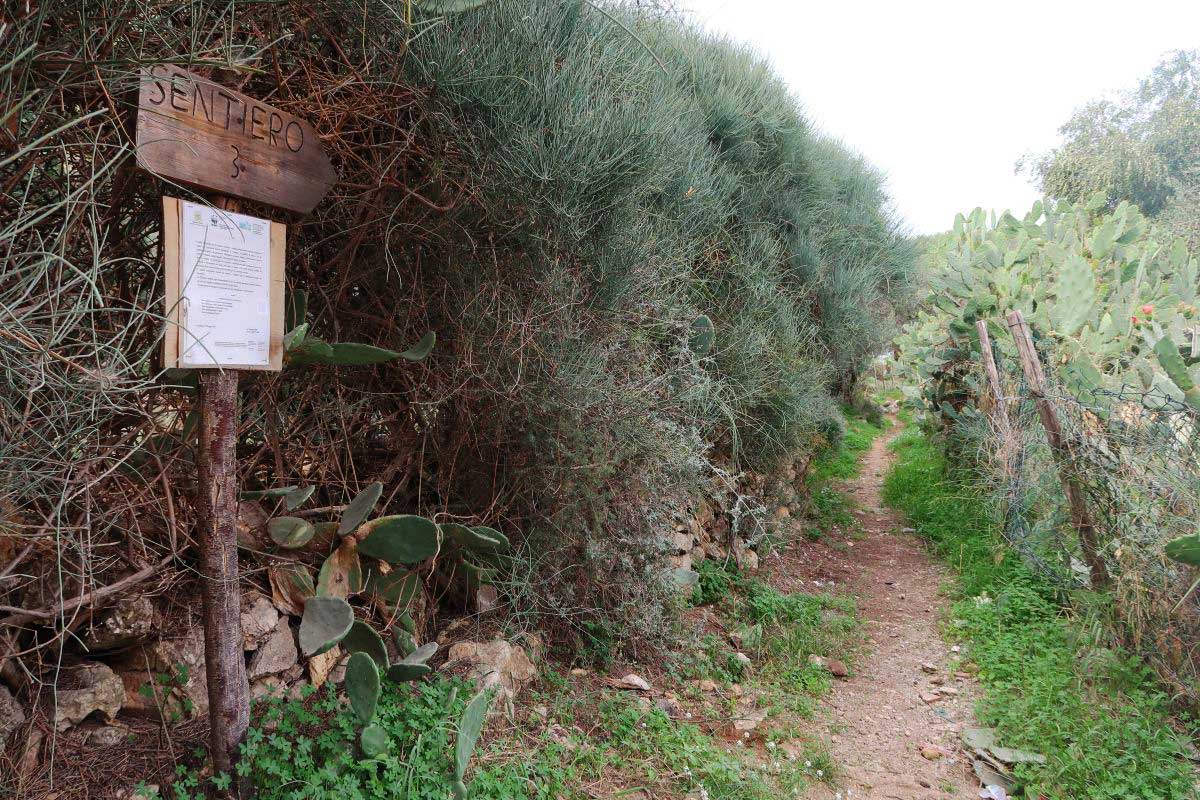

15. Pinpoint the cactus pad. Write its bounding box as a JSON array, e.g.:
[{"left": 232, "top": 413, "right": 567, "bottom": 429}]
[
  {"left": 298, "top": 596, "right": 354, "bottom": 656},
  {"left": 358, "top": 515, "right": 440, "bottom": 564}
]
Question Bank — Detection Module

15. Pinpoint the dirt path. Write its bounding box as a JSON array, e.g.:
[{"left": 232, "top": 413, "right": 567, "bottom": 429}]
[{"left": 806, "top": 424, "right": 981, "bottom": 799}]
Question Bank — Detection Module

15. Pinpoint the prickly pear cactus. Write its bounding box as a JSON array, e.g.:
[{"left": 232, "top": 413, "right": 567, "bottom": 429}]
[
  {"left": 453, "top": 689, "right": 495, "bottom": 799},
  {"left": 689, "top": 314, "right": 715, "bottom": 356},
  {"left": 1154, "top": 336, "right": 1200, "bottom": 410},
  {"left": 357, "top": 515, "right": 440, "bottom": 564},
  {"left": 345, "top": 651, "right": 381, "bottom": 725},
  {"left": 1052, "top": 255, "right": 1095, "bottom": 337},
  {"left": 1165, "top": 534, "right": 1200, "bottom": 566},
  {"left": 341, "top": 620, "right": 389, "bottom": 669},
  {"left": 298, "top": 596, "right": 354, "bottom": 656},
  {"left": 339, "top": 482, "right": 383, "bottom": 536},
  {"left": 386, "top": 640, "right": 438, "bottom": 683},
  {"left": 360, "top": 723, "right": 389, "bottom": 759}
]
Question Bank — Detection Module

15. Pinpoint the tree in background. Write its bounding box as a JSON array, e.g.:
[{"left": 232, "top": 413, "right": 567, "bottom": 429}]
[{"left": 1022, "top": 50, "right": 1200, "bottom": 243}]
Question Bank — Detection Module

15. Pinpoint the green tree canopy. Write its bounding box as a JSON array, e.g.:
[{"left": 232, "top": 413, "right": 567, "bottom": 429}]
[{"left": 1022, "top": 50, "right": 1200, "bottom": 241}]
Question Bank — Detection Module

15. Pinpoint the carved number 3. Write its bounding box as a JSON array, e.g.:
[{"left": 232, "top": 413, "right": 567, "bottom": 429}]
[{"left": 230, "top": 145, "right": 243, "bottom": 179}]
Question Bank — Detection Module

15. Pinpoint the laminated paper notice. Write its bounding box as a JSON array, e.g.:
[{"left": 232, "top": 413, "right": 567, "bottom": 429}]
[{"left": 178, "top": 200, "right": 272, "bottom": 367}]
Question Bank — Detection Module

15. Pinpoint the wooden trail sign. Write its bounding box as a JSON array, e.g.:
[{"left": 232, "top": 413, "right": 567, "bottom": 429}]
[
  {"left": 136, "top": 65, "right": 333, "bottom": 794},
  {"left": 137, "top": 64, "right": 335, "bottom": 213}
]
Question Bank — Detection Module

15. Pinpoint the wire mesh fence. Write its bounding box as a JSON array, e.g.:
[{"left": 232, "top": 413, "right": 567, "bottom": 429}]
[{"left": 960, "top": 343, "right": 1200, "bottom": 702}]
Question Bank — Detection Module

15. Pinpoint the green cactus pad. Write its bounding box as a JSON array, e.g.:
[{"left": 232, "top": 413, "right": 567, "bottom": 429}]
[
  {"left": 366, "top": 568, "right": 421, "bottom": 613},
  {"left": 298, "top": 596, "right": 354, "bottom": 656},
  {"left": 269, "top": 516, "right": 316, "bottom": 549},
  {"left": 391, "top": 626, "right": 417, "bottom": 658},
  {"left": 345, "top": 651, "right": 381, "bottom": 725},
  {"left": 469, "top": 526, "right": 510, "bottom": 552},
  {"left": 360, "top": 723, "right": 389, "bottom": 759},
  {"left": 400, "top": 331, "right": 436, "bottom": 361},
  {"left": 283, "top": 485, "right": 315, "bottom": 511},
  {"left": 1053, "top": 255, "right": 1095, "bottom": 337},
  {"left": 286, "top": 336, "right": 334, "bottom": 366},
  {"left": 288, "top": 339, "right": 404, "bottom": 367},
  {"left": 1155, "top": 336, "right": 1200, "bottom": 409},
  {"left": 416, "top": 0, "right": 496, "bottom": 14},
  {"left": 327, "top": 342, "right": 403, "bottom": 365},
  {"left": 358, "top": 515, "right": 440, "bottom": 564},
  {"left": 241, "top": 486, "right": 298, "bottom": 500},
  {"left": 283, "top": 322, "right": 308, "bottom": 353},
  {"left": 442, "top": 523, "right": 511, "bottom": 553},
  {"left": 1165, "top": 534, "right": 1200, "bottom": 566},
  {"left": 689, "top": 314, "right": 715, "bottom": 355},
  {"left": 455, "top": 688, "right": 494, "bottom": 783},
  {"left": 386, "top": 662, "right": 432, "bottom": 682},
  {"left": 402, "top": 641, "right": 438, "bottom": 665},
  {"left": 342, "top": 620, "right": 389, "bottom": 669},
  {"left": 338, "top": 482, "right": 384, "bottom": 536}
]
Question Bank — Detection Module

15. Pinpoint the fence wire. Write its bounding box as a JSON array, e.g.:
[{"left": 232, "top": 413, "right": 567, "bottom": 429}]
[{"left": 960, "top": 352, "right": 1200, "bottom": 702}]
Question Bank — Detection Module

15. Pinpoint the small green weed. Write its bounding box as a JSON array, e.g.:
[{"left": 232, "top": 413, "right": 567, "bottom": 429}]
[
  {"left": 672, "top": 632, "right": 748, "bottom": 685},
  {"left": 691, "top": 558, "right": 741, "bottom": 607},
  {"left": 134, "top": 662, "right": 193, "bottom": 724},
  {"left": 593, "top": 693, "right": 798, "bottom": 799},
  {"left": 579, "top": 619, "right": 617, "bottom": 668},
  {"left": 806, "top": 484, "right": 854, "bottom": 539}
]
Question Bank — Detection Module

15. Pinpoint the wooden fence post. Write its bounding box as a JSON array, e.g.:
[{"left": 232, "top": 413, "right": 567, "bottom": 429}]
[
  {"left": 1005, "top": 310, "right": 1110, "bottom": 589},
  {"left": 976, "top": 320, "right": 1018, "bottom": 483},
  {"left": 976, "top": 320, "right": 1011, "bottom": 434}
]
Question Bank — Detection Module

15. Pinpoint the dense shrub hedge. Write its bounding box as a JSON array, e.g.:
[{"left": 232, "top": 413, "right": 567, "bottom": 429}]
[{"left": 2, "top": 0, "right": 911, "bottom": 656}]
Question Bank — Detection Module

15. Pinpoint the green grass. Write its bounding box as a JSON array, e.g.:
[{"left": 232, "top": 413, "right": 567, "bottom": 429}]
[
  {"left": 809, "top": 409, "right": 886, "bottom": 482},
  {"left": 883, "top": 425, "right": 1196, "bottom": 800},
  {"left": 589, "top": 694, "right": 787, "bottom": 799},
  {"left": 681, "top": 555, "right": 862, "bottom": 730},
  {"left": 798, "top": 406, "right": 887, "bottom": 541}
]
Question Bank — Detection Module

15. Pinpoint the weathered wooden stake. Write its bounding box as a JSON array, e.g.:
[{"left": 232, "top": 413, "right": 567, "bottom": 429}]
[
  {"left": 196, "top": 196, "right": 249, "bottom": 790},
  {"left": 975, "top": 319, "right": 1010, "bottom": 435},
  {"left": 976, "top": 319, "right": 1019, "bottom": 484},
  {"left": 1005, "top": 310, "right": 1110, "bottom": 588}
]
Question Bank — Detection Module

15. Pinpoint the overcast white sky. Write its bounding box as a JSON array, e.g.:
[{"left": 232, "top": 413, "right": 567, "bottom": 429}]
[{"left": 680, "top": 1, "right": 1200, "bottom": 234}]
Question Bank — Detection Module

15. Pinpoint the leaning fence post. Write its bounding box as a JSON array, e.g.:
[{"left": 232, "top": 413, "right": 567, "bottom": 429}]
[
  {"left": 1004, "top": 310, "right": 1110, "bottom": 588},
  {"left": 975, "top": 320, "right": 1011, "bottom": 434},
  {"left": 976, "top": 320, "right": 1018, "bottom": 482}
]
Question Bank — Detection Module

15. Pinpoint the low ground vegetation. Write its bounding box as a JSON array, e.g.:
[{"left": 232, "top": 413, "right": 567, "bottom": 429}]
[
  {"left": 161, "top": 560, "right": 863, "bottom": 799},
  {"left": 885, "top": 422, "right": 1196, "bottom": 800}
]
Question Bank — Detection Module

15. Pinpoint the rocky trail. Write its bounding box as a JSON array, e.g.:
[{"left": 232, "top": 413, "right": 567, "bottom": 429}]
[{"left": 798, "top": 424, "right": 982, "bottom": 799}]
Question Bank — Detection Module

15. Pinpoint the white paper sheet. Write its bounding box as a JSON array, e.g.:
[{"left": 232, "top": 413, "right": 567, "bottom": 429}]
[{"left": 178, "top": 200, "right": 271, "bottom": 367}]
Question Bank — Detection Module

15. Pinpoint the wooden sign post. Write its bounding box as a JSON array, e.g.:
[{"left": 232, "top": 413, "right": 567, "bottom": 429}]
[{"left": 137, "top": 65, "right": 334, "bottom": 790}]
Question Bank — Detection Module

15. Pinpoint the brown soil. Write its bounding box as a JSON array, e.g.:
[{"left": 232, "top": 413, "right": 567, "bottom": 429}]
[{"left": 791, "top": 423, "right": 982, "bottom": 800}]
